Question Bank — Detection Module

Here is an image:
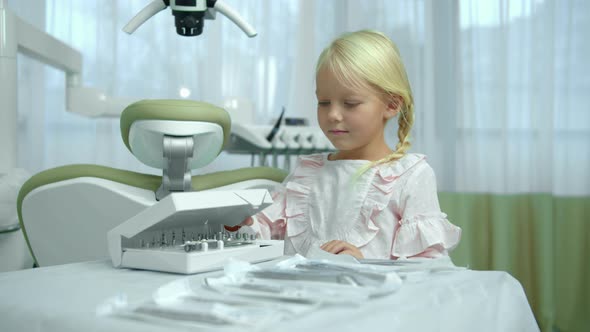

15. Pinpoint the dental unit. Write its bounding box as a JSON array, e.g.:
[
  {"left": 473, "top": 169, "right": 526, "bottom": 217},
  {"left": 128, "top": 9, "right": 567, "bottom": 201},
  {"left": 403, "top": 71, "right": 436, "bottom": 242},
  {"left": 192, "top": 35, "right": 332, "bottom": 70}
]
[{"left": 8, "top": 0, "right": 285, "bottom": 273}]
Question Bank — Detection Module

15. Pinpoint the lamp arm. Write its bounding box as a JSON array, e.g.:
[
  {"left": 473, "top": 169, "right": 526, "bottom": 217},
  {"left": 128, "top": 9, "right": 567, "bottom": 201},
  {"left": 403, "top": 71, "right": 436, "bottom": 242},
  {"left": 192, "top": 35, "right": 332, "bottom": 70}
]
[
  {"left": 213, "top": 0, "right": 257, "bottom": 37},
  {"left": 122, "top": 0, "right": 168, "bottom": 34},
  {"left": 6, "top": 3, "right": 135, "bottom": 117}
]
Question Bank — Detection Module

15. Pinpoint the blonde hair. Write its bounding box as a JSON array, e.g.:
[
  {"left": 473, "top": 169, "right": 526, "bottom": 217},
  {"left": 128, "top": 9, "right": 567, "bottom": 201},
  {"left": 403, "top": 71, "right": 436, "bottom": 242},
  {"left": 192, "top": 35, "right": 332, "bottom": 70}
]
[{"left": 315, "top": 30, "right": 415, "bottom": 171}]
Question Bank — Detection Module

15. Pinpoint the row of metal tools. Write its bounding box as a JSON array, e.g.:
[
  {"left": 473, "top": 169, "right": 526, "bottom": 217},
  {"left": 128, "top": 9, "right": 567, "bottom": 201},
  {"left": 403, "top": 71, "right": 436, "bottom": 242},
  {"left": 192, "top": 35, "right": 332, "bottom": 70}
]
[{"left": 135, "top": 228, "right": 257, "bottom": 253}]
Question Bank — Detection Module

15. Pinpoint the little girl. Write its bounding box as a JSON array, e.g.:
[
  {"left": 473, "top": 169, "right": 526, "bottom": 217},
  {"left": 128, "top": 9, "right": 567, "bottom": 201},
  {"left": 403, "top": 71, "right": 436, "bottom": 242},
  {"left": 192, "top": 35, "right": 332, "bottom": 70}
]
[{"left": 242, "top": 30, "right": 461, "bottom": 260}]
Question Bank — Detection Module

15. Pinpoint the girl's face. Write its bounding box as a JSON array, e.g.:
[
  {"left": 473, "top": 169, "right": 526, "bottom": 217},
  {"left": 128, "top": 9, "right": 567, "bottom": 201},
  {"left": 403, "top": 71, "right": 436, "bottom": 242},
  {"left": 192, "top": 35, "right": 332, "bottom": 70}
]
[{"left": 316, "top": 67, "right": 398, "bottom": 161}]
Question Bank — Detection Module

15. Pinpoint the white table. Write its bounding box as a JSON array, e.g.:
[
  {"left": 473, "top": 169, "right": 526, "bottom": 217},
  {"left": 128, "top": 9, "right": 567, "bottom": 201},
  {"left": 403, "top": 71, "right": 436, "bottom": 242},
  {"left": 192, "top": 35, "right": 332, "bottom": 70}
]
[{"left": 0, "top": 259, "right": 539, "bottom": 332}]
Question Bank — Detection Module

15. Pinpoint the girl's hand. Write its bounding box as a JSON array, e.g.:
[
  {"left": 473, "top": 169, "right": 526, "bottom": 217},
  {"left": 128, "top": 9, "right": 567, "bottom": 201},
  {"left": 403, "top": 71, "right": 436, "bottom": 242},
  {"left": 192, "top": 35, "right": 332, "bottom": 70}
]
[
  {"left": 224, "top": 216, "right": 254, "bottom": 232},
  {"left": 320, "top": 240, "right": 364, "bottom": 259}
]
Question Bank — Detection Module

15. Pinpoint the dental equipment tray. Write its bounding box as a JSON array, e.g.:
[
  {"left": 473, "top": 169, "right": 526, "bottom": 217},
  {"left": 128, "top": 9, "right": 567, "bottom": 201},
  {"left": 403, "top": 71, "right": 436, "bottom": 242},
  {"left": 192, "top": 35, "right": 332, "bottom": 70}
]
[{"left": 108, "top": 189, "right": 284, "bottom": 274}]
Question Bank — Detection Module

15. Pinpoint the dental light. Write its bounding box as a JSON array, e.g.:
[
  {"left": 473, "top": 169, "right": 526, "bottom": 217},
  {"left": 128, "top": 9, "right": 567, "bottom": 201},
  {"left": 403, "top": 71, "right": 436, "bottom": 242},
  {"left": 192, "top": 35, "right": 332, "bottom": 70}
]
[{"left": 124, "top": 0, "right": 257, "bottom": 37}]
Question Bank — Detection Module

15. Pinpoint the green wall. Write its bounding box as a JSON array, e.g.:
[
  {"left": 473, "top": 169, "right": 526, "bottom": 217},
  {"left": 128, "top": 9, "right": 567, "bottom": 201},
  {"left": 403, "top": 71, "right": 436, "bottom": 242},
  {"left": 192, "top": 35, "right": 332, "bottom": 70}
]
[{"left": 440, "top": 193, "right": 589, "bottom": 332}]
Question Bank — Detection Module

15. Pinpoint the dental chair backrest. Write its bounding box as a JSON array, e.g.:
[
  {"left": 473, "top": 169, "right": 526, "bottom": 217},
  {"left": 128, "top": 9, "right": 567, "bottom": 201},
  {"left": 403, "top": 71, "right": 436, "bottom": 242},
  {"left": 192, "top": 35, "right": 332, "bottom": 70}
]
[
  {"left": 1, "top": 169, "right": 34, "bottom": 271},
  {"left": 17, "top": 100, "right": 287, "bottom": 267}
]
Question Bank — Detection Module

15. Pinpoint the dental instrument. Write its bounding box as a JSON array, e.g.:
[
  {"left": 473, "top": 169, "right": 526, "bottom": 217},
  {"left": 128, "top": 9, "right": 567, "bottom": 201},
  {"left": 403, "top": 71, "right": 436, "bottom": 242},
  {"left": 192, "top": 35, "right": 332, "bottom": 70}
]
[{"left": 108, "top": 187, "right": 283, "bottom": 274}]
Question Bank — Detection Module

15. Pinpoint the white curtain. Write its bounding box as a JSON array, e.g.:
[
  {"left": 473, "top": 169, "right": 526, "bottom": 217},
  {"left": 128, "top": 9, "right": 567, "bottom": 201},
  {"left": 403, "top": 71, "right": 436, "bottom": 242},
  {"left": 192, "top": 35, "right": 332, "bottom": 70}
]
[
  {"left": 452, "top": 0, "right": 590, "bottom": 196},
  {"left": 10, "top": 0, "right": 589, "bottom": 196}
]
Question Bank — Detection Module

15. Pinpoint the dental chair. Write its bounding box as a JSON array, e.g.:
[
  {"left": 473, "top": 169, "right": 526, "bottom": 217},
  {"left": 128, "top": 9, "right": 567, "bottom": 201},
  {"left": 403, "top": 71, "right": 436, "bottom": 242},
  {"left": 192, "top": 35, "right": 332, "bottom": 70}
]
[
  {"left": 1, "top": 168, "right": 34, "bottom": 272},
  {"left": 17, "top": 100, "right": 287, "bottom": 267}
]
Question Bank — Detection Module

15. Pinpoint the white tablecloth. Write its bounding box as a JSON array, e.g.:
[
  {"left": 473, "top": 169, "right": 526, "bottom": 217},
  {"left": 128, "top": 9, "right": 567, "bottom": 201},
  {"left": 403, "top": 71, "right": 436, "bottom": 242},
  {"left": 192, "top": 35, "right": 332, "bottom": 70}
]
[{"left": 0, "top": 259, "right": 539, "bottom": 332}]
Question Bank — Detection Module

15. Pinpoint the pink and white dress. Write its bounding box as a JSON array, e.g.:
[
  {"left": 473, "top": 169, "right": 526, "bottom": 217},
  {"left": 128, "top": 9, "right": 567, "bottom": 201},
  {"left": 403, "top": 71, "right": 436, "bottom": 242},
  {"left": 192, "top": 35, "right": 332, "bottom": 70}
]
[{"left": 249, "top": 153, "right": 461, "bottom": 259}]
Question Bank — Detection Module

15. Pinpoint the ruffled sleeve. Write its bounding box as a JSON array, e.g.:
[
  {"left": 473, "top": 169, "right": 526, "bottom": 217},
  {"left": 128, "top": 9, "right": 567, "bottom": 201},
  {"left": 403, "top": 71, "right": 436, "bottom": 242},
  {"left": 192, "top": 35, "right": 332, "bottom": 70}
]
[
  {"left": 248, "top": 155, "right": 323, "bottom": 241},
  {"left": 248, "top": 186, "right": 288, "bottom": 240},
  {"left": 246, "top": 170, "right": 291, "bottom": 240},
  {"left": 391, "top": 162, "right": 461, "bottom": 258}
]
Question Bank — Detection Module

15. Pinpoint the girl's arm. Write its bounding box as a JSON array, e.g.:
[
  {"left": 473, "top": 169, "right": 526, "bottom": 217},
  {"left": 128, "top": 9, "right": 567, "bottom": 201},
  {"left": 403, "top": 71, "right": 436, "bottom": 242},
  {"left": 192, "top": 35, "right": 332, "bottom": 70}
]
[
  {"left": 241, "top": 187, "right": 288, "bottom": 240},
  {"left": 244, "top": 213, "right": 286, "bottom": 240},
  {"left": 391, "top": 162, "right": 461, "bottom": 259}
]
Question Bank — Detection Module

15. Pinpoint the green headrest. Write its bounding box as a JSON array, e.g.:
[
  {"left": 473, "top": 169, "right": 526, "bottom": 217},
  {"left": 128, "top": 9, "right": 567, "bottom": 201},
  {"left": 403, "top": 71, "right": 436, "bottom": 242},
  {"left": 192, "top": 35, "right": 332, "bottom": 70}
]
[{"left": 120, "top": 99, "right": 231, "bottom": 153}]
